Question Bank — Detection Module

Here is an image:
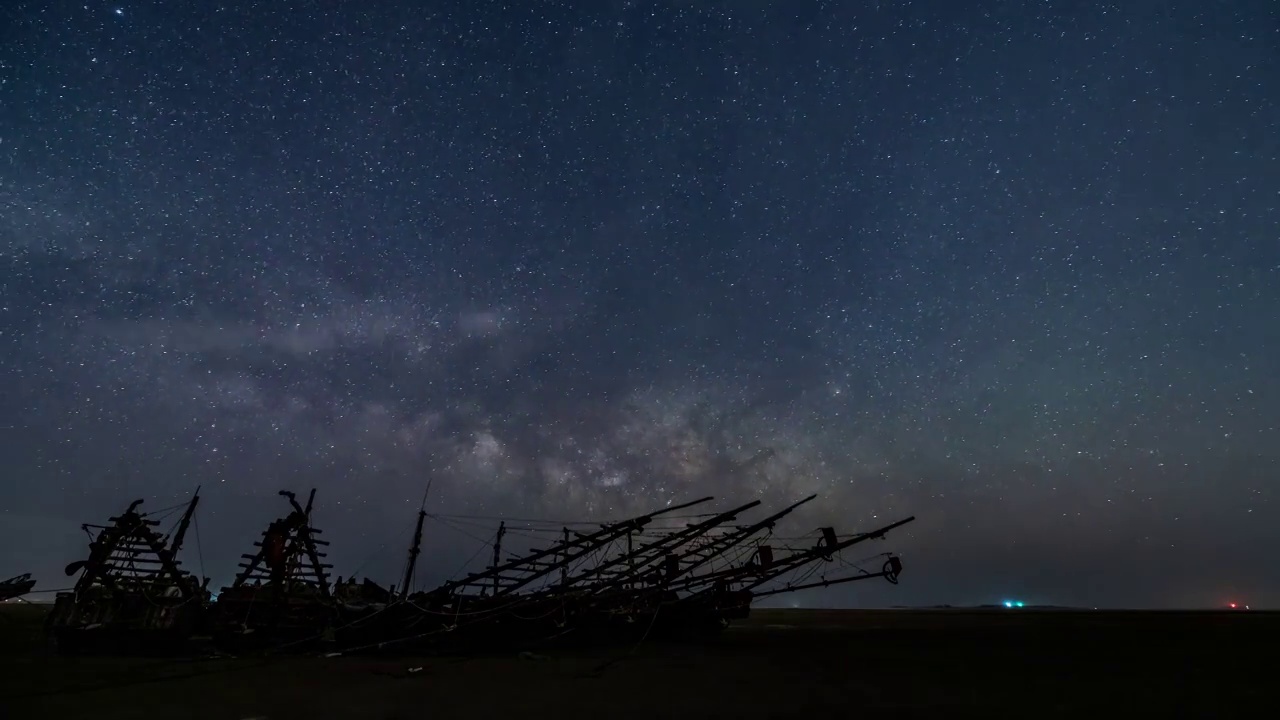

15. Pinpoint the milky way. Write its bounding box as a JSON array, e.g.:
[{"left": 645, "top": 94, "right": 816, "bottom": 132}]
[{"left": 1, "top": 1, "right": 1276, "bottom": 609}]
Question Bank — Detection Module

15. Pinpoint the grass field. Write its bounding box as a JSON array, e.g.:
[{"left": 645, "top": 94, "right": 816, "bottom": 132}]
[{"left": 1, "top": 603, "right": 1270, "bottom": 718}]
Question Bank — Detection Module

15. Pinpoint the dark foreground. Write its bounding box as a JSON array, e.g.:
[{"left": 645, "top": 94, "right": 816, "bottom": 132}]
[{"left": 1, "top": 604, "right": 1271, "bottom": 718}]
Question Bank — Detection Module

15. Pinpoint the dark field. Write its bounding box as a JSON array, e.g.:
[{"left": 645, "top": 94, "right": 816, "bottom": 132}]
[{"left": 1, "top": 603, "right": 1271, "bottom": 718}]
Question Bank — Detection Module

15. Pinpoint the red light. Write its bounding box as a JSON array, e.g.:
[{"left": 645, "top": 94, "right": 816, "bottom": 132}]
[{"left": 1229, "top": 603, "right": 1237, "bottom": 609}]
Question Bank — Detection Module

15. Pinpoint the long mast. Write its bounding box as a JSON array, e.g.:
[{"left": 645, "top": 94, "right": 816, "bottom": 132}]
[{"left": 399, "top": 482, "right": 432, "bottom": 600}]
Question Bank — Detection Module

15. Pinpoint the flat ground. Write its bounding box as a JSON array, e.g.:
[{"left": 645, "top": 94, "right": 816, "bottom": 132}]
[{"left": 1, "top": 604, "right": 1271, "bottom": 718}]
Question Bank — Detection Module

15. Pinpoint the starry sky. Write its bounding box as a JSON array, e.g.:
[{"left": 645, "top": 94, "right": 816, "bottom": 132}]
[{"left": 1, "top": 0, "right": 1276, "bottom": 610}]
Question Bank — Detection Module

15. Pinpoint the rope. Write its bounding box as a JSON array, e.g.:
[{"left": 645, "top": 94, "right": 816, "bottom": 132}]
[
  {"left": 444, "top": 535, "right": 492, "bottom": 583},
  {"left": 344, "top": 512, "right": 419, "bottom": 582},
  {"left": 430, "top": 512, "right": 606, "bottom": 527},
  {"left": 428, "top": 509, "right": 745, "bottom": 526},
  {"left": 194, "top": 514, "right": 207, "bottom": 584},
  {"left": 141, "top": 502, "right": 189, "bottom": 520},
  {"left": 429, "top": 515, "right": 501, "bottom": 552}
]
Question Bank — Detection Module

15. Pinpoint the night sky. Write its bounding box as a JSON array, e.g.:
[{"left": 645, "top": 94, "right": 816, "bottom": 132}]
[{"left": 2, "top": 1, "right": 1276, "bottom": 610}]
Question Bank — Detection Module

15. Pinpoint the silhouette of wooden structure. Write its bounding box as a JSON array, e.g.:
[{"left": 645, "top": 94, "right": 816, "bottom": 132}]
[
  {"left": 47, "top": 487, "right": 915, "bottom": 656},
  {"left": 0, "top": 573, "right": 36, "bottom": 601},
  {"left": 212, "top": 490, "right": 336, "bottom": 650},
  {"left": 44, "top": 492, "right": 208, "bottom": 653}
]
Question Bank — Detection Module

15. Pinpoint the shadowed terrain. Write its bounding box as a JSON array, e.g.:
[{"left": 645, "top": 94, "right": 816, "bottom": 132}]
[{"left": 2, "top": 604, "right": 1270, "bottom": 717}]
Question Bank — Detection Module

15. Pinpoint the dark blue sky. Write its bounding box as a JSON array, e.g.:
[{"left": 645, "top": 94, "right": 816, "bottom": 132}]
[{"left": 1, "top": 0, "right": 1276, "bottom": 608}]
